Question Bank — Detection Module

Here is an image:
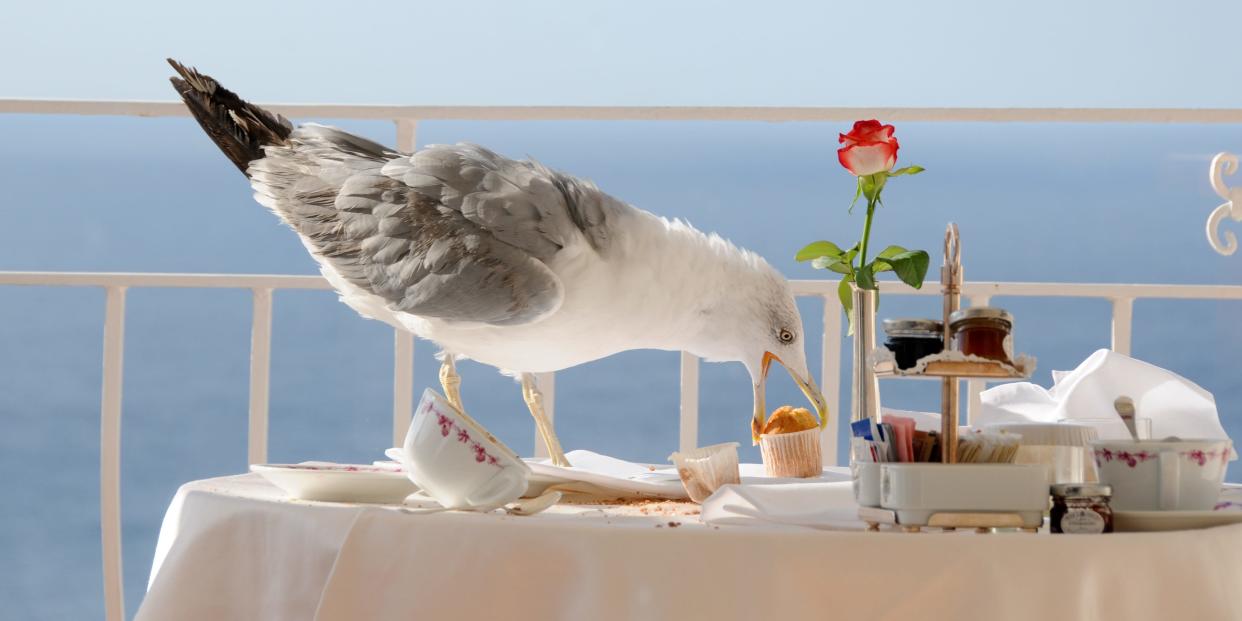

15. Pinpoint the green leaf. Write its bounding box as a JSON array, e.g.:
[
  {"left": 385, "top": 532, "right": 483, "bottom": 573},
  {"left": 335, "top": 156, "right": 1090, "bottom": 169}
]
[
  {"left": 888, "top": 165, "right": 926, "bottom": 177},
  {"left": 886, "top": 250, "right": 931, "bottom": 289},
  {"left": 877, "top": 245, "right": 907, "bottom": 259},
  {"left": 855, "top": 262, "right": 876, "bottom": 290},
  {"left": 872, "top": 245, "right": 907, "bottom": 273},
  {"left": 838, "top": 276, "right": 854, "bottom": 336},
  {"left": 813, "top": 256, "right": 854, "bottom": 275},
  {"left": 795, "top": 240, "right": 843, "bottom": 262}
]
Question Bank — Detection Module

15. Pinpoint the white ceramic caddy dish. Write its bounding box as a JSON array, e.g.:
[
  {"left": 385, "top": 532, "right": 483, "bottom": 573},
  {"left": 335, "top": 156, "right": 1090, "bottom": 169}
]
[
  {"left": 250, "top": 463, "right": 418, "bottom": 504},
  {"left": 879, "top": 463, "right": 1051, "bottom": 528}
]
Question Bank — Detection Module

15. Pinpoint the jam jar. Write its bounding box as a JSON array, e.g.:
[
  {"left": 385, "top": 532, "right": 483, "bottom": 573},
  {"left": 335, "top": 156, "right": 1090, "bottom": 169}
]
[
  {"left": 948, "top": 307, "right": 1014, "bottom": 362},
  {"left": 1050, "top": 483, "right": 1113, "bottom": 534},
  {"left": 882, "top": 318, "right": 944, "bottom": 370}
]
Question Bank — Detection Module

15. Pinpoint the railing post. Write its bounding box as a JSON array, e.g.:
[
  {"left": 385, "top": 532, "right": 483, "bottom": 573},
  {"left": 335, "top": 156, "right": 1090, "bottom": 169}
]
[
  {"left": 533, "top": 372, "right": 556, "bottom": 458},
  {"left": 1111, "top": 297, "right": 1134, "bottom": 356},
  {"left": 821, "top": 294, "right": 843, "bottom": 465},
  {"left": 391, "top": 118, "right": 419, "bottom": 447},
  {"left": 392, "top": 331, "right": 415, "bottom": 447},
  {"left": 678, "top": 352, "right": 700, "bottom": 452},
  {"left": 396, "top": 118, "right": 417, "bottom": 153},
  {"left": 247, "top": 288, "right": 272, "bottom": 465},
  {"left": 100, "top": 286, "right": 126, "bottom": 621}
]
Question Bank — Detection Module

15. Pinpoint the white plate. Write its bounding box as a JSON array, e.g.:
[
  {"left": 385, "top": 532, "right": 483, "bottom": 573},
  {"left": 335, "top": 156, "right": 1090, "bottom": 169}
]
[
  {"left": 251, "top": 463, "right": 418, "bottom": 504},
  {"left": 1114, "top": 509, "right": 1242, "bottom": 532}
]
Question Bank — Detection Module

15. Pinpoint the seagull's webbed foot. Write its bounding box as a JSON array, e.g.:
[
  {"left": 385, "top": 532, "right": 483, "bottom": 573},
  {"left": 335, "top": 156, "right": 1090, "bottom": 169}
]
[
  {"left": 520, "top": 373, "right": 570, "bottom": 467},
  {"left": 439, "top": 354, "right": 464, "bottom": 412}
]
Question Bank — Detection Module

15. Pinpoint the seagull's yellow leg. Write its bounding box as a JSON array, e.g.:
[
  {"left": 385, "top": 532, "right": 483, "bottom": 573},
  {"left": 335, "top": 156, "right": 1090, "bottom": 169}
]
[
  {"left": 520, "top": 373, "right": 569, "bottom": 467},
  {"left": 439, "top": 354, "right": 464, "bottom": 412}
]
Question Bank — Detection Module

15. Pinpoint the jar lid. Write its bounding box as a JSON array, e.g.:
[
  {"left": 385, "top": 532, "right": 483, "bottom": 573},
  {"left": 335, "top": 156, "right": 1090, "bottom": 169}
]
[
  {"left": 882, "top": 318, "right": 943, "bottom": 337},
  {"left": 948, "top": 307, "right": 1013, "bottom": 326},
  {"left": 1051, "top": 483, "right": 1112, "bottom": 498}
]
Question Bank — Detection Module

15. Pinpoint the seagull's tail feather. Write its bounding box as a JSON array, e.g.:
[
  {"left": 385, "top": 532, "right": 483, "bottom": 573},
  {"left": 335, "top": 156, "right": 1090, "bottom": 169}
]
[{"left": 166, "top": 58, "right": 293, "bottom": 176}]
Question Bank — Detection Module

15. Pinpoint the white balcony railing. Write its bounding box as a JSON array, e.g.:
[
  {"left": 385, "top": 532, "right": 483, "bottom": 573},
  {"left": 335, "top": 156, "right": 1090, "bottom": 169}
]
[{"left": 4, "top": 98, "right": 1242, "bottom": 621}]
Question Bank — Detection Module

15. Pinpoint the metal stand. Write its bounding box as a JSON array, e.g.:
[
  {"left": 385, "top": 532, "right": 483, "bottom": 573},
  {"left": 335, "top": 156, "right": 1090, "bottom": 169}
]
[{"left": 940, "top": 224, "right": 962, "bottom": 463}]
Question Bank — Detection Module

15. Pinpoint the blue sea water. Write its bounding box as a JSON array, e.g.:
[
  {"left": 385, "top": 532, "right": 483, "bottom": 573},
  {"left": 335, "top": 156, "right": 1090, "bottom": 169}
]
[{"left": 3, "top": 116, "right": 1242, "bottom": 619}]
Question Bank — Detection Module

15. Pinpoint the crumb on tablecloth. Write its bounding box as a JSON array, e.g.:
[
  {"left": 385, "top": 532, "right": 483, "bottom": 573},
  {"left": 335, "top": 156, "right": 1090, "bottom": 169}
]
[{"left": 563, "top": 496, "right": 701, "bottom": 517}]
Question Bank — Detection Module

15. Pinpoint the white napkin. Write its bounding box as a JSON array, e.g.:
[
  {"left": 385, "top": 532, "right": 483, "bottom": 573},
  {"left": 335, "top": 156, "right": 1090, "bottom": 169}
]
[
  {"left": 977, "top": 349, "right": 1231, "bottom": 442},
  {"left": 699, "top": 481, "right": 863, "bottom": 530}
]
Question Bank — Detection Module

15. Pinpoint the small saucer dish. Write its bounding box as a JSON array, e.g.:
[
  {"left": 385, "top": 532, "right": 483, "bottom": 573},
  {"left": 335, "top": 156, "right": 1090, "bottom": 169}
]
[{"left": 1113, "top": 508, "right": 1242, "bottom": 532}]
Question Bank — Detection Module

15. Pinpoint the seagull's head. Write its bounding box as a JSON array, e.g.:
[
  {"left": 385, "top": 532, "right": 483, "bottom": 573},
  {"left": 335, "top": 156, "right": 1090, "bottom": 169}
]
[{"left": 685, "top": 253, "right": 830, "bottom": 444}]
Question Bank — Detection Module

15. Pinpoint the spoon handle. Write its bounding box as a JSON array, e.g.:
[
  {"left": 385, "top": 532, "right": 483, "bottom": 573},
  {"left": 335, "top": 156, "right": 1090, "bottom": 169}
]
[{"left": 1114, "top": 396, "right": 1139, "bottom": 441}]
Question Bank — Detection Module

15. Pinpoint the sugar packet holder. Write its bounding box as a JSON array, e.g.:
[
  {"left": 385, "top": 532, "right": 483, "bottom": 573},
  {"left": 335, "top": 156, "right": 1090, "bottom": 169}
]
[{"left": 851, "top": 419, "right": 894, "bottom": 463}]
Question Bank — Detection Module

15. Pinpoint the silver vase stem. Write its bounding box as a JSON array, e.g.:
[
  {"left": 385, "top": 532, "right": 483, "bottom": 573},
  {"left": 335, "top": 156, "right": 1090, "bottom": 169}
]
[{"left": 850, "top": 287, "right": 881, "bottom": 428}]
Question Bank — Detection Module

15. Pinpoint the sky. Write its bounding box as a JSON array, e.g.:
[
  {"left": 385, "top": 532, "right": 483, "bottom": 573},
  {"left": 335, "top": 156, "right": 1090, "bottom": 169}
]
[{"left": 3, "top": 0, "right": 1242, "bottom": 107}]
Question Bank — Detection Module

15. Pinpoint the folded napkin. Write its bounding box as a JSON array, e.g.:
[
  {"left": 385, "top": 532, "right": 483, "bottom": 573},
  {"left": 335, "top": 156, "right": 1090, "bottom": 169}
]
[
  {"left": 699, "top": 481, "right": 863, "bottom": 530},
  {"left": 977, "top": 349, "right": 1231, "bottom": 443}
]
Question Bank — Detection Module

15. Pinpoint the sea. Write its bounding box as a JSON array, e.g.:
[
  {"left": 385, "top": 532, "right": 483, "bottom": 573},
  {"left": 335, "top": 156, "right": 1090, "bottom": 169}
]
[{"left": 4, "top": 116, "right": 1242, "bottom": 619}]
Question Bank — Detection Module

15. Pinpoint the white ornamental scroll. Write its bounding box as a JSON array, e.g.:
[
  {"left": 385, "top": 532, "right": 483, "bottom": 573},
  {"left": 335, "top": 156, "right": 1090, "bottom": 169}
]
[{"left": 1208, "top": 152, "right": 1242, "bottom": 255}]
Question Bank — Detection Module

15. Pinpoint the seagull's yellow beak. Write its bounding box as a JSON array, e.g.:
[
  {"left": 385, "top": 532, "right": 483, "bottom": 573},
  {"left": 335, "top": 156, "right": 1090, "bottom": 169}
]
[{"left": 751, "top": 352, "right": 830, "bottom": 443}]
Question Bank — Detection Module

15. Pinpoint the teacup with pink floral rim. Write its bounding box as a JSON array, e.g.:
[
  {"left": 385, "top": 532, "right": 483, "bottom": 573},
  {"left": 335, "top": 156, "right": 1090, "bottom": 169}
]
[
  {"left": 402, "top": 389, "right": 532, "bottom": 511},
  {"left": 1091, "top": 438, "right": 1232, "bottom": 511}
]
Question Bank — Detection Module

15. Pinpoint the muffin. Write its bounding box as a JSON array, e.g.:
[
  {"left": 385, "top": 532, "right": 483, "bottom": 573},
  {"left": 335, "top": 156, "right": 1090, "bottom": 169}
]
[{"left": 759, "top": 406, "right": 823, "bottom": 478}]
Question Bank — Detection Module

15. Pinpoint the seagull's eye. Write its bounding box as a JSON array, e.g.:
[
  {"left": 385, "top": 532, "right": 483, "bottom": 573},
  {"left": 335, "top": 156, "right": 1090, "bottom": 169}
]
[{"left": 778, "top": 329, "right": 795, "bottom": 344}]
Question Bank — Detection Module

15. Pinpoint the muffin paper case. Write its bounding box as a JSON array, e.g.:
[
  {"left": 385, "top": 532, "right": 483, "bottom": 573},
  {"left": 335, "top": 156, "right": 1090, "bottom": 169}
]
[
  {"left": 760, "top": 428, "right": 823, "bottom": 478},
  {"left": 669, "top": 443, "right": 741, "bottom": 503}
]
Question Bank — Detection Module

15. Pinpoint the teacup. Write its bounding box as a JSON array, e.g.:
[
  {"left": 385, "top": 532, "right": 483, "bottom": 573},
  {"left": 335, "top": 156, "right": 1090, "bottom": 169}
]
[
  {"left": 1091, "top": 439, "right": 1232, "bottom": 511},
  {"left": 402, "top": 389, "right": 531, "bottom": 511}
]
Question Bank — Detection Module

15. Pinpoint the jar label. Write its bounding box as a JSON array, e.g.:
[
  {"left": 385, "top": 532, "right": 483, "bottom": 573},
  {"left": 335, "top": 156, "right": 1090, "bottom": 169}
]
[{"left": 1062, "top": 508, "right": 1106, "bottom": 534}]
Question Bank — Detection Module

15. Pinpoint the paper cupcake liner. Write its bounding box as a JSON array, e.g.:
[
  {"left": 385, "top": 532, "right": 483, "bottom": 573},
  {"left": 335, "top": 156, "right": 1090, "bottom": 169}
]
[
  {"left": 669, "top": 443, "right": 741, "bottom": 503},
  {"left": 760, "top": 428, "right": 822, "bottom": 478}
]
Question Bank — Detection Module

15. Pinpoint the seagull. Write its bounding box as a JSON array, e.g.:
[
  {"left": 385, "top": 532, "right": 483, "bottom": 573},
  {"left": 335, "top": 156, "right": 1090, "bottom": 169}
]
[{"left": 167, "top": 59, "right": 828, "bottom": 466}]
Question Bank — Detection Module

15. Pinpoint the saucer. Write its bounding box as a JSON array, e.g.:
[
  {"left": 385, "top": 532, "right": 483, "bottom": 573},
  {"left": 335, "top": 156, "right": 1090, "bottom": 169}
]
[
  {"left": 1113, "top": 509, "right": 1242, "bottom": 532},
  {"left": 251, "top": 463, "right": 418, "bottom": 504}
]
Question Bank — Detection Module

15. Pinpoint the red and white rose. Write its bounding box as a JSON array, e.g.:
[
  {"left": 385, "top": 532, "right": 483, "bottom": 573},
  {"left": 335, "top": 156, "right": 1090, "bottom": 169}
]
[
  {"left": 797, "top": 120, "right": 928, "bottom": 332},
  {"left": 837, "top": 120, "right": 899, "bottom": 177}
]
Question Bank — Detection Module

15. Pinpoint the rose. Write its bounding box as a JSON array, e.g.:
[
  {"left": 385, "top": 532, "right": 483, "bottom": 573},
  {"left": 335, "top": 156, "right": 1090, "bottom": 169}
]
[
  {"left": 796, "top": 120, "right": 927, "bottom": 334},
  {"left": 837, "top": 120, "right": 899, "bottom": 176}
]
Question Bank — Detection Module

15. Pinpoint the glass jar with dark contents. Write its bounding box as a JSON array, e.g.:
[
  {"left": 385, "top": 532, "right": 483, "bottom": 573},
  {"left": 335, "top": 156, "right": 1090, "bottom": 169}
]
[
  {"left": 948, "top": 307, "right": 1014, "bottom": 363},
  {"left": 882, "top": 318, "right": 944, "bottom": 370},
  {"left": 1050, "top": 483, "right": 1113, "bottom": 534}
]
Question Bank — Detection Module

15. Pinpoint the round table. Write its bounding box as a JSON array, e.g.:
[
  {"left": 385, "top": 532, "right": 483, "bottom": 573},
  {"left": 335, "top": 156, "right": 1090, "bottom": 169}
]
[{"left": 135, "top": 474, "right": 1242, "bottom": 620}]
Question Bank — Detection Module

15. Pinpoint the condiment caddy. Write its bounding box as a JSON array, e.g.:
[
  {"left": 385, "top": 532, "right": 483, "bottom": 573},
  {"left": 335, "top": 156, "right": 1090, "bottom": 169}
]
[
  {"left": 855, "top": 224, "right": 1048, "bottom": 532},
  {"left": 861, "top": 463, "right": 1050, "bottom": 532}
]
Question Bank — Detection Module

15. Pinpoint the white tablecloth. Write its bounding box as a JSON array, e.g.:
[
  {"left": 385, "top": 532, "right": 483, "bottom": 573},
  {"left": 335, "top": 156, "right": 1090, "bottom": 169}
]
[{"left": 136, "top": 474, "right": 1242, "bottom": 620}]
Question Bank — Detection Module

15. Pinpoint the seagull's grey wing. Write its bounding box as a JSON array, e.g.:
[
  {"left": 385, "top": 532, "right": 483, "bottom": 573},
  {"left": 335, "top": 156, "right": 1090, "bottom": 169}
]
[
  {"left": 249, "top": 125, "right": 565, "bottom": 326},
  {"left": 380, "top": 143, "right": 621, "bottom": 259}
]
